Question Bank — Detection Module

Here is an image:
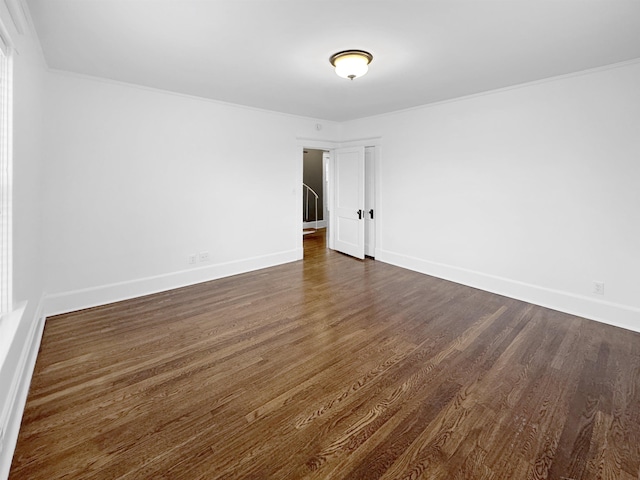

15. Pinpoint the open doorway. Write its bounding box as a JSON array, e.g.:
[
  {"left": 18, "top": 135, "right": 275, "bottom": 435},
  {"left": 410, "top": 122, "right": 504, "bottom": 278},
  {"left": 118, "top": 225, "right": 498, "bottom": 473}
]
[
  {"left": 300, "top": 144, "right": 378, "bottom": 260},
  {"left": 302, "top": 149, "right": 328, "bottom": 234}
]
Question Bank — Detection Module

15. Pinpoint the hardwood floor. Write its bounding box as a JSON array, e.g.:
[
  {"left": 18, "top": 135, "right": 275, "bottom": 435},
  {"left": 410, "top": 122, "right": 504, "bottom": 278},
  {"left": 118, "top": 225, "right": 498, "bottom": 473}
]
[{"left": 10, "top": 230, "right": 640, "bottom": 479}]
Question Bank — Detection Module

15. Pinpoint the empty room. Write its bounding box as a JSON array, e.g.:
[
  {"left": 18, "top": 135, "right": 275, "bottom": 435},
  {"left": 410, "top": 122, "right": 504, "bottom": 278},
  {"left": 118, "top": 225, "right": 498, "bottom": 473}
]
[{"left": 1, "top": 0, "right": 639, "bottom": 478}]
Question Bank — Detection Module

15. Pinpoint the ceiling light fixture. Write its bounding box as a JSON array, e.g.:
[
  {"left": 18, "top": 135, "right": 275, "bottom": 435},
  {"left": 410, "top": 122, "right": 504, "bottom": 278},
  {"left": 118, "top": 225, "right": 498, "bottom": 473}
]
[{"left": 329, "top": 50, "right": 373, "bottom": 80}]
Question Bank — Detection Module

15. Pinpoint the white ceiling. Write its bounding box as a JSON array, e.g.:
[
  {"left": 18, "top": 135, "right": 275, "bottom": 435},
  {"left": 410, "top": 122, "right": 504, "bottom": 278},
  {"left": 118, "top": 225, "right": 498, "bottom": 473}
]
[{"left": 25, "top": 0, "right": 640, "bottom": 122}]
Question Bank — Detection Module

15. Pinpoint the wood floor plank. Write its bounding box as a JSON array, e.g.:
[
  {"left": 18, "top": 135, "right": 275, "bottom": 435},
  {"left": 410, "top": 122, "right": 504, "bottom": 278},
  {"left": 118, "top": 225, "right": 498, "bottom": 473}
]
[{"left": 10, "top": 229, "right": 640, "bottom": 479}]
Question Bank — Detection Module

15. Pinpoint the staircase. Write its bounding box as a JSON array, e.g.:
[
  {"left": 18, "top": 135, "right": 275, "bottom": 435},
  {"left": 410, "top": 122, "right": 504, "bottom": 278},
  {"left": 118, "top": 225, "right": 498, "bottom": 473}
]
[{"left": 303, "top": 183, "right": 319, "bottom": 234}]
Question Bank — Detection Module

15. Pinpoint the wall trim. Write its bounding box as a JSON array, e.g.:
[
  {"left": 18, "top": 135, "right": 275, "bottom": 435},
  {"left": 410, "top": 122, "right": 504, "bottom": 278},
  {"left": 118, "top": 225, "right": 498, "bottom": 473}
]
[
  {"left": 296, "top": 136, "right": 383, "bottom": 149},
  {"left": 339, "top": 136, "right": 382, "bottom": 148},
  {"left": 44, "top": 248, "right": 302, "bottom": 317},
  {"left": 3, "top": 0, "right": 27, "bottom": 35},
  {"left": 0, "top": 297, "right": 46, "bottom": 480},
  {"left": 47, "top": 69, "right": 341, "bottom": 125},
  {"left": 303, "top": 220, "right": 327, "bottom": 229},
  {"left": 377, "top": 249, "right": 640, "bottom": 333},
  {"left": 354, "top": 57, "right": 640, "bottom": 123},
  {"left": 296, "top": 137, "right": 340, "bottom": 149}
]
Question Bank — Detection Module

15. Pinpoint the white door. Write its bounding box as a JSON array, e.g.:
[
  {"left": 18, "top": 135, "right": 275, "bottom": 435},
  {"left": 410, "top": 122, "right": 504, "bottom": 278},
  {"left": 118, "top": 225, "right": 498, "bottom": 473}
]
[
  {"left": 364, "top": 147, "right": 375, "bottom": 257},
  {"left": 332, "top": 146, "right": 365, "bottom": 259}
]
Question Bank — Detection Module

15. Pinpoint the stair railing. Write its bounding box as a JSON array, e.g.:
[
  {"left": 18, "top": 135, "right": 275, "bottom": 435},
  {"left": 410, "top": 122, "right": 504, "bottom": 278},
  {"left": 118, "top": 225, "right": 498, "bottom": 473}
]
[{"left": 302, "top": 183, "right": 319, "bottom": 231}]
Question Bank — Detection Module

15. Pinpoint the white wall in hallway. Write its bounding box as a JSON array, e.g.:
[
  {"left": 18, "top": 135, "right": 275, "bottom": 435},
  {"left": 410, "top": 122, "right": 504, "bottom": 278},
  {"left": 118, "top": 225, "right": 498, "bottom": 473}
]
[
  {"left": 342, "top": 61, "right": 640, "bottom": 331},
  {"left": 42, "top": 72, "right": 341, "bottom": 313}
]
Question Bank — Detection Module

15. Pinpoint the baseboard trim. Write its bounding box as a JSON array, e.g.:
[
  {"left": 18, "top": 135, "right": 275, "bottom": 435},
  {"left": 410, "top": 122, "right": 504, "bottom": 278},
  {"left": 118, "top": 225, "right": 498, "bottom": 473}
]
[
  {"left": 303, "top": 220, "right": 327, "bottom": 229},
  {"left": 45, "top": 248, "right": 303, "bottom": 317},
  {"left": 377, "top": 249, "right": 640, "bottom": 333},
  {"left": 0, "top": 298, "right": 46, "bottom": 480}
]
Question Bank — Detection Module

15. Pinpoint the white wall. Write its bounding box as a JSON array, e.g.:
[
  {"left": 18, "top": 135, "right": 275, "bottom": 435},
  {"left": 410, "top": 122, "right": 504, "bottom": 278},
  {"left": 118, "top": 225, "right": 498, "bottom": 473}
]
[
  {"left": 0, "top": 3, "right": 47, "bottom": 478},
  {"left": 42, "top": 72, "right": 341, "bottom": 314},
  {"left": 342, "top": 61, "right": 640, "bottom": 331}
]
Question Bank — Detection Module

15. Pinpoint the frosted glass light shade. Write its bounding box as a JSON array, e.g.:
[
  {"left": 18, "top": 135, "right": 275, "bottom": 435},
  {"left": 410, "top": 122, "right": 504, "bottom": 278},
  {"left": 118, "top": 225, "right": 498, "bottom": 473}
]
[{"left": 330, "top": 50, "right": 373, "bottom": 80}]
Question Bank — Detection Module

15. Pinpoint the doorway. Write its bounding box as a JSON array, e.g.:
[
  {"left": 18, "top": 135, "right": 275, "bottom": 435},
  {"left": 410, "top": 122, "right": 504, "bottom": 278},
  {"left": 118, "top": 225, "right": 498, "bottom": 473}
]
[
  {"left": 300, "top": 144, "right": 378, "bottom": 261},
  {"left": 302, "top": 149, "right": 328, "bottom": 235}
]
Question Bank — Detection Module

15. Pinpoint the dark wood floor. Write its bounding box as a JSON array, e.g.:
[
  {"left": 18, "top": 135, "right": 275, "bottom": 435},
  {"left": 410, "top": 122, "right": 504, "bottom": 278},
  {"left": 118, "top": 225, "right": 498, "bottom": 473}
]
[{"left": 11, "top": 230, "right": 640, "bottom": 479}]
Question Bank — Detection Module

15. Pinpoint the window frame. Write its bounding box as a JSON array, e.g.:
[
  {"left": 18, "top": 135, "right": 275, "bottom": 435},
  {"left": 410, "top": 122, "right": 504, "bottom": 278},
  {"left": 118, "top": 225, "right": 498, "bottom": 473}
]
[{"left": 0, "top": 34, "right": 12, "bottom": 315}]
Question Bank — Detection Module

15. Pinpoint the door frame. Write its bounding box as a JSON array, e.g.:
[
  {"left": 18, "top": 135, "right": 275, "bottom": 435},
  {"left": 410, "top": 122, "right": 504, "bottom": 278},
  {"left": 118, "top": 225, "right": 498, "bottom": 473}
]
[
  {"left": 297, "top": 139, "right": 338, "bottom": 257},
  {"left": 296, "top": 137, "right": 382, "bottom": 259},
  {"left": 332, "top": 139, "right": 381, "bottom": 258}
]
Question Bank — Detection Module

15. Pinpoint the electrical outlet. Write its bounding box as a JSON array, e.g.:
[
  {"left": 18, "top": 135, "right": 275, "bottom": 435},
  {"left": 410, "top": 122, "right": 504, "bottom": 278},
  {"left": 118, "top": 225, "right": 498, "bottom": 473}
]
[
  {"left": 199, "top": 251, "right": 210, "bottom": 262},
  {"left": 188, "top": 254, "right": 197, "bottom": 265},
  {"left": 593, "top": 281, "right": 605, "bottom": 295}
]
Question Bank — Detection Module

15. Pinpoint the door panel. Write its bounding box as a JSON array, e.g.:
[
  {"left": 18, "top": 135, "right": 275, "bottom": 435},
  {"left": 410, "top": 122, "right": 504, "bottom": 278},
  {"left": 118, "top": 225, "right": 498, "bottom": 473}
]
[{"left": 333, "top": 147, "right": 365, "bottom": 259}]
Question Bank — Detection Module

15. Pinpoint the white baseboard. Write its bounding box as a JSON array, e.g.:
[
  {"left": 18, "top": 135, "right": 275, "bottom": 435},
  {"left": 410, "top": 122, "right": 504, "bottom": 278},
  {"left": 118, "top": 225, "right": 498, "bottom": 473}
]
[
  {"left": 0, "top": 298, "right": 46, "bottom": 480},
  {"left": 45, "top": 248, "right": 303, "bottom": 317},
  {"left": 303, "top": 220, "right": 327, "bottom": 229},
  {"left": 376, "top": 249, "right": 640, "bottom": 333}
]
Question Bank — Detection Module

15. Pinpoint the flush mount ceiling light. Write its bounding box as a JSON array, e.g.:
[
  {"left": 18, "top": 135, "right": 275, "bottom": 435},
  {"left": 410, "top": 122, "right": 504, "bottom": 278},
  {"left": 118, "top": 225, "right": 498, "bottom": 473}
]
[{"left": 329, "top": 50, "right": 373, "bottom": 80}]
